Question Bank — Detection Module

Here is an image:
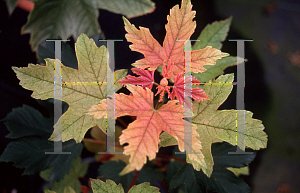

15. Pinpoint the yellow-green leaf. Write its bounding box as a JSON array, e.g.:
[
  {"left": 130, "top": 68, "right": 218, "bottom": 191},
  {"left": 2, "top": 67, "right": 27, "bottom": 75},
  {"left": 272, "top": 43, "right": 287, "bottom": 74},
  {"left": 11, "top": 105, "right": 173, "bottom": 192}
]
[
  {"left": 90, "top": 179, "right": 124, "bottom": 193},
  {"left": 192, "top": 74, "right": 267, "bottom": 176},
  {"left": 128, "top": 182, "right": 160, "bottom": 193},
  {"left": 159, "top": 74, "right": 267, "bottom": 177},
  {"left": 90, "top": 179, "right": 160, "bottom": 193},
  {"left": 12, "top": 33, "right": 127, "bottom": 142},
  {"left": 227, "top": 166, "right": 249, "bottom": 176}
]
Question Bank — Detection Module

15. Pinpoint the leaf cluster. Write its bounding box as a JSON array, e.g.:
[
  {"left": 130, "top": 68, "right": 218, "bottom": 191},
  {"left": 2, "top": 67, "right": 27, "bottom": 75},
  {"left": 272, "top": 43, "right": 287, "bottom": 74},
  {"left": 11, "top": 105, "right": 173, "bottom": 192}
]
[{"left": 1, "top": 0, "right": 268, "bottom": 192}]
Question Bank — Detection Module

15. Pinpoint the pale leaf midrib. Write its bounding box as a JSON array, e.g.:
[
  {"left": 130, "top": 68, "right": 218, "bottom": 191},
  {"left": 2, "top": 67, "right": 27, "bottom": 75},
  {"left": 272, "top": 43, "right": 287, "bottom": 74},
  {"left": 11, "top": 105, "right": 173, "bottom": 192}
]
[
  {"left": 128, "top": 22, "right": 164, "bottom": 65},
  {"left": 200, "top": 20, "right": 230, "bottom": 48},
  {"left": 195, "top": 122, "right": 265, "bottom": 142},
  {"left": 15, "top": 67, "right": 105, "bottom": 100}
]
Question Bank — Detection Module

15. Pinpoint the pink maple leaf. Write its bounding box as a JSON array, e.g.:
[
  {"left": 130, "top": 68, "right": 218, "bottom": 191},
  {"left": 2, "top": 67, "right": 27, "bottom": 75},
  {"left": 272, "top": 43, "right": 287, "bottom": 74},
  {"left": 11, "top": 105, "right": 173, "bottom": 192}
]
[
  {"left": 118, "top": 68, "right": 155, "bottom": 89},
  {"left": 170, "top": 72, "right": 209, "bottom": 105}
]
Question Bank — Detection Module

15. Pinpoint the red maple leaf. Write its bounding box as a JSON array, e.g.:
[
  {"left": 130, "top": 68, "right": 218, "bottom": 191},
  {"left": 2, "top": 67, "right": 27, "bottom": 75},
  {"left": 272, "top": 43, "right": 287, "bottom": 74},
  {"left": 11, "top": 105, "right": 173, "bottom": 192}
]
[
  {"left": 118, "top": 67, "right": 155, "bottom": 89},
  {"left": 170, "top": 72, "right": 209, "bottom": 105}
]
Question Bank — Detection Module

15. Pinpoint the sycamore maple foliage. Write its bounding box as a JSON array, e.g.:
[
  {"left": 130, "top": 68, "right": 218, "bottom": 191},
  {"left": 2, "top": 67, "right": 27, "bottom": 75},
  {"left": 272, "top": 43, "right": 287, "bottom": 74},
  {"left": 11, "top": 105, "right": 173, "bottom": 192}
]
[
  {"left": 4, "top": 0, "right": 269, "bottom": 192},
  {"left": 88, "top": 0, "right": 231, "bottom": 176}
]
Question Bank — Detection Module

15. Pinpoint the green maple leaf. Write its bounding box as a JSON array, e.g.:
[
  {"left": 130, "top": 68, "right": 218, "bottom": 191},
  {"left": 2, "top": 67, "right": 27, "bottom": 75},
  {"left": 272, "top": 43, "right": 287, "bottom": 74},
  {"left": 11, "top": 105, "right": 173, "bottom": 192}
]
[
  {"left": 192, "top": 16, "right": 241, "bottom": 83},
  {"left": 98, "top": 160, "right": 163, "bottom": 192},
  {"left": 160, "top": 74, "right": 268, "bottom": 176},
  {"left": 41, "top": 157, "right": 88, "bottom": 193},
  {"left": 44, "top": 186, "right": 75, "bottom": 193},
  {"left": 193, "top": 17, "right": 232, "bottom": 50},
  {"left": 192, "top": 74, "right": 267, "bottom": 176},
  {"left": 167, "top": 143, "right": 255, "bottom": 193},
  {"left": 95, "top": 0, "right": 155, "bottom": 18},
  {"left": 18, "top": 0, "right": 155, "bottom": 50},
  {"left": 90, "top": 179, "right": 160, "bottom": 193},
  {"left": 12, "top": 33, "right": 127, "bottom": 142},
  {"left": 0, "top": 100, "right": 82, "bottom": 186}
]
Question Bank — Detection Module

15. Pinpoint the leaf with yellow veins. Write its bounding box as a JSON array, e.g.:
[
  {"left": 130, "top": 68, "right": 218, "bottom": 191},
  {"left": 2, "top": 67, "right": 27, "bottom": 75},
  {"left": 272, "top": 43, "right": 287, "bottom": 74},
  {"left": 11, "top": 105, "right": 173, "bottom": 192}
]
[
  {"left": 160, "top": 74, "right": 267, "bottom": 177},
  {"left": 90, "top": 179, "right": 160, "bottom": 193},
  {"left": 193, "top": 74, "right": 267, "bottom": 176},
  {"left": 12, "top": 33, "right": 127, "bottom": 143},
  {"left": 88, "top": 85, "right": 206, "bottom": 175}
]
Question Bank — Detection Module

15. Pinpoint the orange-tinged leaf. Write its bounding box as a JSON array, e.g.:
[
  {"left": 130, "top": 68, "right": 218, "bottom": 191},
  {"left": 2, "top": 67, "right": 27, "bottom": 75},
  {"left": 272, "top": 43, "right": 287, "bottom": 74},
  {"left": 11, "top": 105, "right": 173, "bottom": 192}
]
[
  {"left": 88, "top": 85, "right": 206, "bottom": 175},
  {"left": 123, "top": 17, "right": 166, "bottom": 71},
  {"left": 172, "top": 46, "right": 229, "bottom": 76},
  {"left": 123, "top": 0, "right": 228, "bottom": 77},
  {"left": 163, "top": 0, "right": 195, "bottom": 62}
]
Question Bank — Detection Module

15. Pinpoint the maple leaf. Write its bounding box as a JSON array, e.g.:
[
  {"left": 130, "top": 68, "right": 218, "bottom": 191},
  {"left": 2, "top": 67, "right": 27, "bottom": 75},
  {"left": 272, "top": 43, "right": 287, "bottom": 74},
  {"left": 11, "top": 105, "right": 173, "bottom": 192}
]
[
  {"left": 41, "top": 157, "right": 89, "bottom": 193},
  {"left": 0, "top": 100, "right": 82, "bottom": 186},
  {"left": 20, "top": 0, "right": 155, "bottom": 50},
  {"left": 170, "top": 72, "right": 209, "bottom": 105},
  {"left": 12, "top": 33, "right": 127, "bottom": 142},
  {"left": 118, "top": 67, "right": 155, "bottom": 89},
  {"left": 90, "top": 179, "right": 160, "bottom": 193},
  {"left": 160, "top": 74, "right": 268, "bottom": 176},
  {"left": 88, "top": 85, "right": 206, "bottom": 175},
  {"left": 123, "top": 0, "right": 228, "bottom": 78},
  {"left": 98, "top": 160, "right": 163, "bottom": 192}
]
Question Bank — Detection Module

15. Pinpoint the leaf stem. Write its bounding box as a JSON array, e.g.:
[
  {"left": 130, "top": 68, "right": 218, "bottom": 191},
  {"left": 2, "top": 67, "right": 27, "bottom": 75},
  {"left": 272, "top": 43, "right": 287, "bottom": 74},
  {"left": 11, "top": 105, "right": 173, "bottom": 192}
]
[
  {"left": 127, "top": 170, "right": 140, "bottom": 192},
  {"left": 156, "top": 153, "right": 186, "bottom": 163},
  {"left": 154, "top": 101, "right": 161, "bottom": 109},
  {"left": 153, "top": 82, "right": 159, "bottom": 86},
  {"left": 159, "top": 179, "right": 169, "bottom": 193}
]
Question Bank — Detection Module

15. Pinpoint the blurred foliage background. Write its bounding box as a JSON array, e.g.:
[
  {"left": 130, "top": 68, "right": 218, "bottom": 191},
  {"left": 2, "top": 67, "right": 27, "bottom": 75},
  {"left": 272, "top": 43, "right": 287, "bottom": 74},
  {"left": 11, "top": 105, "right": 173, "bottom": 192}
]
[{"left": 213, "top": 0, "right": 300, "bottom": 192}]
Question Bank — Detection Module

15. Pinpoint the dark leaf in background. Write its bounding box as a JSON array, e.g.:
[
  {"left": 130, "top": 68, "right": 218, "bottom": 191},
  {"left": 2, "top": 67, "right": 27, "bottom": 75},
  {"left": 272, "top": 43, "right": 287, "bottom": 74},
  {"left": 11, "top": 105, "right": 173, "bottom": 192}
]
[
  {"left": 0, "top": 99, "right": 83, "bottom": 186},
  {"left": 167, "top": 143, "right": 255, "bottom": 193}
]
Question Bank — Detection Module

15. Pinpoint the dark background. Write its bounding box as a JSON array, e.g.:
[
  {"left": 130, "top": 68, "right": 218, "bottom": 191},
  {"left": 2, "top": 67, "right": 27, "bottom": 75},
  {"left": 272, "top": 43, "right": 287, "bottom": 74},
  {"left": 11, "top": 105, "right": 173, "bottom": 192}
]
[{"left": 1, "top": 0, "right": 299, "bottom": 192}]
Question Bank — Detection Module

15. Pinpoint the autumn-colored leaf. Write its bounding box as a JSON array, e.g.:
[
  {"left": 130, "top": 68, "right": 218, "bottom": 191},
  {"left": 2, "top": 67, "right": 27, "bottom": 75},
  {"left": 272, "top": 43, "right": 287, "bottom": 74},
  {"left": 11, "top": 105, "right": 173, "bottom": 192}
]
[
  {"left": 123, "top": 0, "right": 228, "bottom": 78},
  {"left": 118, "top": 68, "right": 155, "bottom": 89},
  {"left": 88, "top": 85, "right": 206, "bottom": 175}
]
